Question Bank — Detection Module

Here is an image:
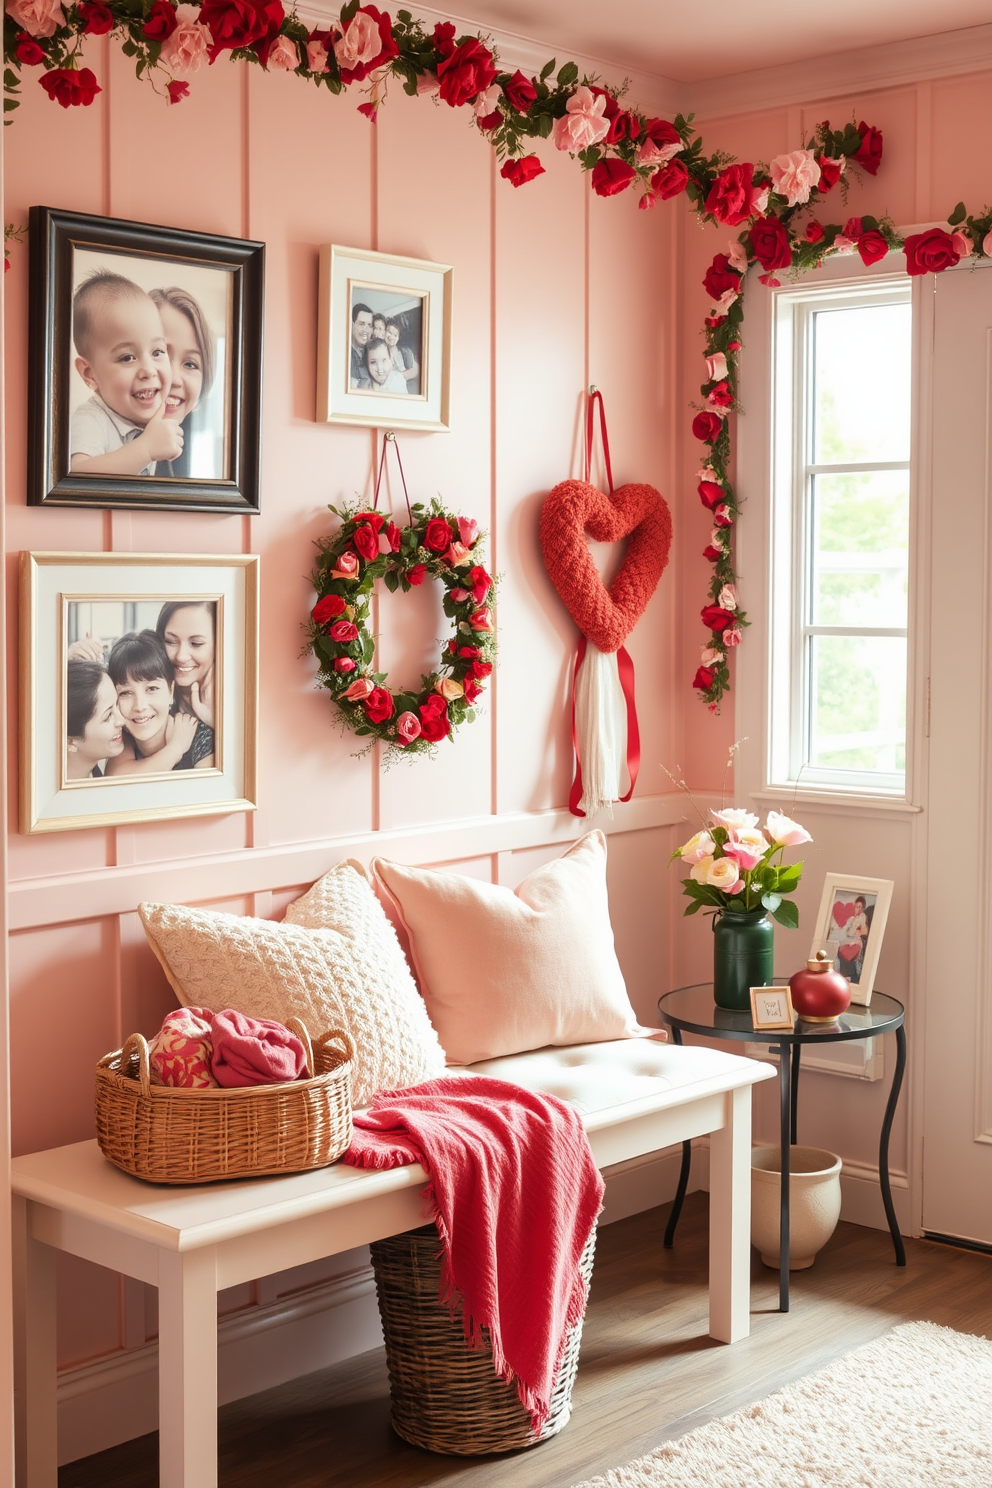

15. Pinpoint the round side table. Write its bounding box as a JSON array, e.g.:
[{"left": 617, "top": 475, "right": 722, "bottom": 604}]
[{"left": 658, "top": 983, "right": 907, "bottom": 1313}]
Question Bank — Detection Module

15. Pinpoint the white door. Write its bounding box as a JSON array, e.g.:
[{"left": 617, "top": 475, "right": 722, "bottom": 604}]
[{"left": 922, "top": 255, "right": 992, "bottom": 1245}]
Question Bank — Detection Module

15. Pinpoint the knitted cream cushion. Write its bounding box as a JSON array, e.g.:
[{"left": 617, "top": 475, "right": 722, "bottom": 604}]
[
  {"left": 371, "top": 830, "right": 644, "bottom": 1064},
  {"left": 139, "top": 862, "right": 445, "bottom": 1109}
]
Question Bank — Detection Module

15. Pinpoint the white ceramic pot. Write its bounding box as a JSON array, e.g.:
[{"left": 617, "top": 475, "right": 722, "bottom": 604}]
[{"left": 750, "top": 1145, "right": 843, "bottom": 1270}]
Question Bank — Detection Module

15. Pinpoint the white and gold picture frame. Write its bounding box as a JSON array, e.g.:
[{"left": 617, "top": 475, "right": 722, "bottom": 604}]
[
  {"left": 317, "top": 244, "right": 452, "bottom": 431},
  {"left": 749, "top": 986, "right": 796, "bottom": 1030},
  {"left": 20, "top": 551, "right": 258, "bottom": 834},
  {"left": 808, "top": 873, "right": 894, "bottom": 1005}
]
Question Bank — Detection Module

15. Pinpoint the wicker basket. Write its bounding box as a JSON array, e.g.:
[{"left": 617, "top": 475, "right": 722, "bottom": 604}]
[
  {"left": 369, "top": 1221, "right": 596, "bottom": 1455},
  {"left": 95, "top": 1019, "right": 355, "bottom": 1185}
]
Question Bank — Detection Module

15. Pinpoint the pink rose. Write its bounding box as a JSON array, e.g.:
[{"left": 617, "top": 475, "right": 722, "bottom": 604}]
[
  {"left": 724, "top": 627, "right": 743, "bottom": 646},
  {"left": 458, "top": 516, "right": 479, "bottom": 546},
  {"left": 266, "top": 33, "right": 299, "bottom": 68},
  {"left": 396, "top": 711, "right": 422, "bottom": 745},
  {"left": 637, "top": 136, "right": 681, "bottom": 166},
  {"left": 160, "top": 1, "right": 212, "bottom": 67},
  {"left": 712, "top": 287, "right": 739, "bottom": 314},
  {"left": 765, "top": 809, "right": 812, "bottom": 847},
  {"left": 700, "top": 647, "right": 724, "bottom": 666},
  {"left": 331, "top": 550, "right": 360, "bottom": 579},
  {"left": 444, "top": 541, "right": 472, "bottom": 567},
  {"left": 473, "top": 83, "right": 500, "bottom": 118},
  {"left": 342, "top": 677, "right": 374, "bottom": 701},
  {"left": 951, "top": 230, "right": 972, "bottom": 259},
  {"left": 307, "top": 37, "right": 329, "bottom": 71},
  {"left": 469, "top": 607, "right": 494, "bottom": 631},
  {"left": 449, "top": 587, "right": 470, "bottom": 602},
  {"left": 436, "top": 677, "right": 464, "bottom": 701},
  {"left": 727, "top": 239, "right": 748, "bottom": 274},
  {"left": 552, "top": 85, "right": 610, "bottom": 153},
  {"left": 333, "top": 8, "right": 380, "bottom": 71},
  {"left": 718, "top": 583, "right": 738, "bottom": 610},
  {"left": 984, "top": 230, "right": 992, "bottom": 258},
  {"left": 714, "top": 504, "right": 733, "bottom": 527},
  {"left": 723, "top": 841, "right": 764, "bottom": 873},
  {"left": 6, "top": 0, "right": 63, "bottom": 36},
  {"left": 705, "top": 352, "right": 728, "bottom": 382},
  {"left": 832, "top": 234, "right": 858, "bottom": 256},
  {"left": 333, "top": 657, "right": 356, "bottom": 673},
  {"left": 770, "top": 148, "right": 821, "bottom": 206},
  {"left": 416, "top": 71, "right": 439, "bottom": 96}
]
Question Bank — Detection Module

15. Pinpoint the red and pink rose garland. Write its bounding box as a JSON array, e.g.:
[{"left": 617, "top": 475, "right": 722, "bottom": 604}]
[{"left": 307, "top": 500, "right": 496, "bottom": 759}]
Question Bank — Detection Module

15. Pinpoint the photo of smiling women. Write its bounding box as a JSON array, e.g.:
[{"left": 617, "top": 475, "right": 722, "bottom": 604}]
[
  {"left": 65, "top": 660, "right": 125, "bottom": 780},
  {"left": 156, "top": 600, "right": 216, "bottom": 732},
  {"left": 106, "top": 630, "right": 214, "bottom": 774}
]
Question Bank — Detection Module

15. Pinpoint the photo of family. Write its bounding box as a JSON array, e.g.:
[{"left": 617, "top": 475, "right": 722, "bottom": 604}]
[
  {"left": 28, "top": 207, "right": 264, "bottom": 512},
  {"left": 64, "top": 598, "right": 219, "bottom": 786},
  {"left": 809, "top": 874, "right": 894, "bottom": 1005},
  {"left": 347, "top": 285, "right": 424, "bottom": 398},
  {"left": 69, "top": 249, "right": 232, "bottom": 484}
]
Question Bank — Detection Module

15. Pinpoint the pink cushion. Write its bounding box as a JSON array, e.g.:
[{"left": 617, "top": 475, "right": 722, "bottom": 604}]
[{"left": 371, "top": 830, "right": 643, "bottom": 1064}]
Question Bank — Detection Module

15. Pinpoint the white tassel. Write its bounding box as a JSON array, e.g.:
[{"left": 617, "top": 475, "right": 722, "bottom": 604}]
[{"left": 574, "top": 644, "right": 628, "bottom": 817}]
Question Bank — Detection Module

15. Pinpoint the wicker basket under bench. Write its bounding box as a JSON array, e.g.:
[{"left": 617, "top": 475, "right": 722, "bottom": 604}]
[{"left": 95, "top": 1019, "right": 355, "bottom": 1184}]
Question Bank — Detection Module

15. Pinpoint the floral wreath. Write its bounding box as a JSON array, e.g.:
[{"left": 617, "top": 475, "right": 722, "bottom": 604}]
[
  {"left": 7, "top": 4, "right": 990, "bottom": 713},
  {"left": 306, "top": 490, "right": 496, "bottom": 759}
]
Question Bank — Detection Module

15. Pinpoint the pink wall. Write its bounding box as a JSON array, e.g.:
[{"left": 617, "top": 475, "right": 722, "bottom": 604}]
[{"left": 4, "top": 44, "right": 679, "bottom": 1372}]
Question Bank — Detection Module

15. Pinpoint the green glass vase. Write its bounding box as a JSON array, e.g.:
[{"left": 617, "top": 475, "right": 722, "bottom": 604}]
[{"left": 712, "top": 908, "right": 775, "bottom": 1010}]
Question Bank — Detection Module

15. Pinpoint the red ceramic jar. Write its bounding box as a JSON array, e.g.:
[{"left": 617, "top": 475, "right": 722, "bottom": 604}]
[{"left": 789, "top": 951, "right": 851, "bottom": 1023}]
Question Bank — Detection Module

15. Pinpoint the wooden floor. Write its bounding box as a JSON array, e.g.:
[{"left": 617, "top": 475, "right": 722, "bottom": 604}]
[{"left": 58, "top": 1192, "right": 992, "bottom": 1488}]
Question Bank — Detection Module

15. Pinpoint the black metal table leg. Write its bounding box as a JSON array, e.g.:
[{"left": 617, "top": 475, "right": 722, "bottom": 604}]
[
  {"left": 663, "top": 1027, "right": 691, "bottom": 1248},
  {"left": 779, "top": 1041, "right": 793, "bottom": 1311},
  {"left": 878, "top": 1023, "right": 907, "bottom": 1266},
  {"left": 790, "top": 1043, "right": 801, "bottom": 1145}
]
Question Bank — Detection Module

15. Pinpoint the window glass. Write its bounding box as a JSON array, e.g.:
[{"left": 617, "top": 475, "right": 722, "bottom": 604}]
[
  {"left": 812, "top": 303, "right": 912, "bottom": 465},
  {"left": 810, "top": 470, "right": 909, "bottom": 629},
  {"left": 808, "top": 634, "right": 907, "bottom": 776}
]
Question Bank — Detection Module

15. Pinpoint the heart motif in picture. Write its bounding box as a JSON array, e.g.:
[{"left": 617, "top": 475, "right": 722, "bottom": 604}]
[
  {"left": 832, "top": 901, "right": 855, "bottom": 929},
  {"left": 540, "top": 479, "right": 673, "bottom": 653}
]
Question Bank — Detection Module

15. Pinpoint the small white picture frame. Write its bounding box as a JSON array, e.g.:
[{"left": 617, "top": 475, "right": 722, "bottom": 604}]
[
  {"left": 808, "top": 874, "right": 894, "bottom": 1005},
  {"left": 749, "top": 986, "right": 796, "bottom": 1030}
]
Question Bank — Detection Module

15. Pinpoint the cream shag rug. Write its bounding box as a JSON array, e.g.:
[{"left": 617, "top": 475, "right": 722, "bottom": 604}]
[{"left": 572, "top": 1322, "right": 992, "bottom": 1488}]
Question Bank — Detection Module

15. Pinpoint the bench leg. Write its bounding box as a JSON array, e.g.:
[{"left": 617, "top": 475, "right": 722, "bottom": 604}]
[
  {"left": 13, "top": 1197, "right": 58, "bottom": 1488},
  {"left": 158, "top": 1247, "right": 218, "bottom": 1488},
  {"left": 707, "top": 1084, "right": 752, "bottom": 1344}
]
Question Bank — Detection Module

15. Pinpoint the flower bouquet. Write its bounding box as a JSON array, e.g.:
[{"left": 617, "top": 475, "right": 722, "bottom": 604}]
[{"left": 671, "top": 807, "right": 812, "bottom": 928}]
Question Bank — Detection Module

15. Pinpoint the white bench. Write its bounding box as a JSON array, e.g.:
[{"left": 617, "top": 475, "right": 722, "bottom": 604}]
[{"left": 12, "top": 1038, "right": 773, "bottom": 1488}]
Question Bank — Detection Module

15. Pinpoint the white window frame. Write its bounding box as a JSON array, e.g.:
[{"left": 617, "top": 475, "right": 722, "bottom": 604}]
[{"left": 735, "top": 254, "right": 926, "bottom": 813}]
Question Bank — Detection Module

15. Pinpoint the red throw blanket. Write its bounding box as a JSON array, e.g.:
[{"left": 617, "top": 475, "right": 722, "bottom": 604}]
[{"left": 344, "top": 1076, "right": 604, "bottom": 1431}]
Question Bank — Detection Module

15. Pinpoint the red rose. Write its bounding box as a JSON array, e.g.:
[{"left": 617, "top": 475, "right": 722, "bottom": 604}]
[
  {"left": 357, "top": 101, "right": 377, "bottom": 121},
  {"left": 143, "top": 0, "right": 178, "bottom": 40},
  {"left": 167, "top": 79, "right": 189, "bottom": 103},
  {"left": 591, "top": 159, "right": 636, "bottom": 198},
  {"left": 698, "top": 481, "right": 724, "bottom": 510},
  {"left": 77, "top": 2, "right": 113, "bottom": 34},
  {"left": 843, "top": 216, "right": 863, "bottom": 239},
  {"left": 805, "top": 221, "right": 825, "bottom": 244},
  {"left": 352, "top": 523, "right": 378, "bottom": 561},
  {"left": 408, "top": 564, "right": 427, "bottom": 586},
  {"left": 502, "top": 69, "right": 536, "bottom": 112},
  {"left": 468, "top": 660, "right": 492, "bottom": 680},
  {"left": 424, "top": 517, "right": 454, "bottom": 553},
  {"left": 199, "top": 0, "right": 284, "bottom": 63},
  {"left": 693, "top": 666, "right": 716, "bottom": 692},
  {"left": 384, "top": 521, "right": 401, "bottom": 552},
  {"left": 364, "top": 687, "right": 394, "bottom": 725},
  {"left": 354, "top": 510, "right": 384, "bottom": 532},
  {"left": 477, "top": 109, "right": 501, "bottom": 132},
  {"left": 437, "top": 37, "right": 496, "bottom": 108},
  {"left": 14, "top": 32, "right": 46, "bottom": 61},
  {"left": 651, "top": 158, "right": 689, "bottom": 200},
  {"left": 457, "top": 645, "right": 480, "bottom": 658},
  {"left": 333, "top": 657, "right": 356, "bottom": 673},
  {"left": 333, "top": 5, "right": 397, "bottom": 83},
  {"left": 748, "top": 215, "right": 792, "bottom": 272},
  {"left": 312, "top": 594, "right": 346, "bottom": 627},
  {"left": 463, "top": 677, "right": 483, "bottom": 704},
  {"left": 858, "top": 229, "right": 889, "bottom": 266},
  {"left": 643, "top": 117, "right": 680, "bottom": 150},
  {"left": 701, "top": 604, "right": 735, "bottom": 632},
  {"left": 432, "top": 19, "right": 455, "bottom": 56},
  {"left": 703, "top": 544, "right": 722, "bottom": 562},
  {"left": 467, "top": 565, "right": 492, "bottom": 604},
  {"left": 605, "top": 109, "right": 639, "bottom": 146},
  {"left": 705, "top": 314, "right": 726, "bottom": 329},
  {"left": 329, "top": 619, "right": 358, "bottom": 643},
  {"left": 501, "top": 155, "right": 545, "bottom": 188},
  {"left": 39, "top": 67, "right": 102, "bottom": 107},
  {"left": 702, "top": 253, "right": 740, "bottom": 302},
  {"left": 903, "top": 227, "right": 963, "bottom": 276},
  {"left": 713, "top": 504, "right": 733, "bottom": 527},
  {"left": 418, "top": 692, "right": 450, "bottom": 741},
  {"left": 816, "top": 156, "right": 842, "bottom": 191},
  {"left": 707, "top": 381, "right": 734, "bottom": 410},
  {"left": 704, "top": 162, "right": 759, "bottom": 226},
  {"left": 853, "top": 121, "right": 883, "bottom": 176},
  {"left": 692, "top": 411, "right": 723, "bottom": 443}
]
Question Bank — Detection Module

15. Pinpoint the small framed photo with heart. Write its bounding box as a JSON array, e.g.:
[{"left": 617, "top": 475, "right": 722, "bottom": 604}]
[{"left": 809, "top": 875, "right": 894, "bottom": 1005}]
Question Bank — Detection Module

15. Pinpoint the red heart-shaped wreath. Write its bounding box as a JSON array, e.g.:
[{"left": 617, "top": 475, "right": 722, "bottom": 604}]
[{"left": 540, "top": 480, "right": 672, "bottom": 653}]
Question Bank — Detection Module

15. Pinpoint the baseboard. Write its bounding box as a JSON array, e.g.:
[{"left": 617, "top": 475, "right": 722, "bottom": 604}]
[{"left": 55, "top": 1152, "right": 700, "bottom": 1465}]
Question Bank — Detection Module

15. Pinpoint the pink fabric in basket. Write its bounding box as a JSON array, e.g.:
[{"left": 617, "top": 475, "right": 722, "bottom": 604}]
[
  {"left": 148, "top": 1006, "right": 217, "bottom": 1089},
  {"left": 210, "top": 1008, "right": 308, "bottom": 1088},
  {"left": 344, "top": 1076, "right": 604, "bottom": 1433}
]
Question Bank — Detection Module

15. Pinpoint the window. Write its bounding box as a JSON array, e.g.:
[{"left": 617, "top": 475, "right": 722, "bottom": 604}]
[{"left": 769, "top": 281, "right": 912, "bottom": 794}]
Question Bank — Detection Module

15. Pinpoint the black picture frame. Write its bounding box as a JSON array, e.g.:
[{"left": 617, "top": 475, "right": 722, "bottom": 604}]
[{"left": 28, "top": 205, "right": 265, "bottom": 514}]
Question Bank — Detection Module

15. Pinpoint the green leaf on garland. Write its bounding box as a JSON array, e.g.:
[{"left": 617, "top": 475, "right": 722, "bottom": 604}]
[
  {"left": 540, "top": 58, "right": 555, "bottom": 79},
  {"left": 557, "top": 61, "right": 578, "bottom": 86},
  {"left": 948, "top": 200, "right": 967, "bottom": 226}
]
